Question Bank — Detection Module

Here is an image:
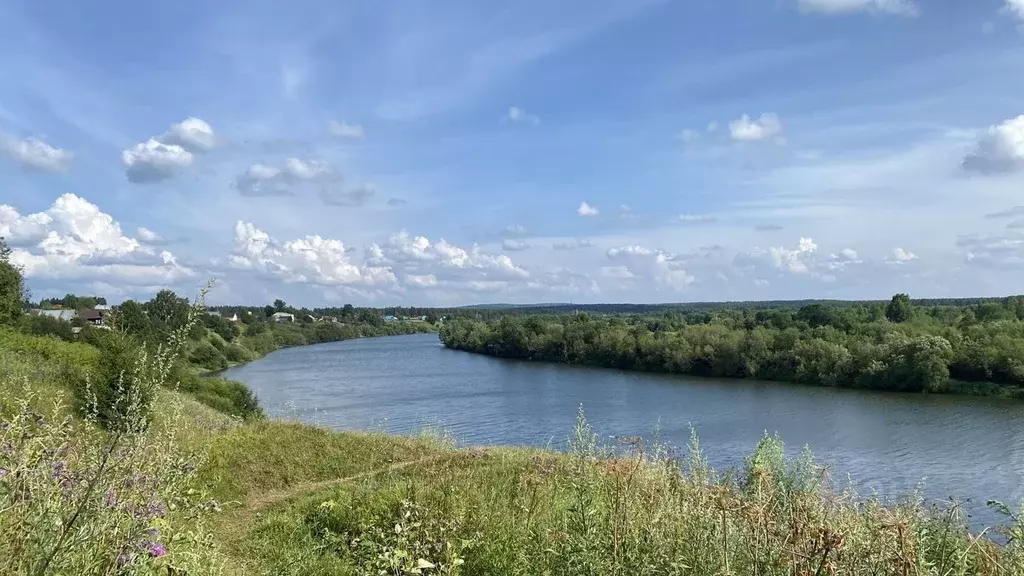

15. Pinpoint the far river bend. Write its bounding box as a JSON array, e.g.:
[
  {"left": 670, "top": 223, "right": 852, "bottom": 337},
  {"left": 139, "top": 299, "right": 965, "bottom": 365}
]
[{"left": 222, "top": 332, "right": 1024, "bottom": 528}]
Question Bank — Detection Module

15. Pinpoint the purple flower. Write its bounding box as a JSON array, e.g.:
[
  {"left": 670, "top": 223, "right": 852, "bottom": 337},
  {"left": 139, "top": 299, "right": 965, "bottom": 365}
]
[
  {"left": 51, "top": 460, "right": 67, "bottom": 480},
  {"left": 0, "top": 468, "right": 8, "bottom": 480},
  {"left": 148, "top": 543, "right": 166, "bottom": 558}
]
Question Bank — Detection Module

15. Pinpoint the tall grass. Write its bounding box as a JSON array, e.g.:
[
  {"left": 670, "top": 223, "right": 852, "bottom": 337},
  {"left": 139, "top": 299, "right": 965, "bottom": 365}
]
[
  {"left": 244, "top": 410, "right": 1024, "bottom": 575},
  {"left": 0, "top": 286, "right": 227, "bottom": 575}
]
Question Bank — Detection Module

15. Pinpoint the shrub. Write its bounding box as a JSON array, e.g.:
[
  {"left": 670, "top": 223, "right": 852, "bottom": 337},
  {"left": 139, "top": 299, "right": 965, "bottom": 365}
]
[
  {"left": 189, "top": 341, "right": 227, "bottom": 372},
  {"left": 187, "top": 378, "right": 263, "bottom": 420},
  {"left": 19, "top": 313, "right": 75, "bottom": 341},
  {"left": 77, "top": 331, "right": 153, "bottom": 431},
  {"left": 223, "top": 342, "right": 252, "bottom": 364}
]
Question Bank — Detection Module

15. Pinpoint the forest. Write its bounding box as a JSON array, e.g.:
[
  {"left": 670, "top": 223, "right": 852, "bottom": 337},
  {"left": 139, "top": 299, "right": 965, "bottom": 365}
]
[{"left": 440, "top": 294, "right": 1024, "bottom": 396}]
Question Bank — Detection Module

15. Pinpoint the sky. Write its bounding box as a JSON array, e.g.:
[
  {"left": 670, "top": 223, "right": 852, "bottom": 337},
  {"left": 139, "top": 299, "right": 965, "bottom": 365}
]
[{"left": 2, "top": 0, "right": 1024, "bottom": 307}]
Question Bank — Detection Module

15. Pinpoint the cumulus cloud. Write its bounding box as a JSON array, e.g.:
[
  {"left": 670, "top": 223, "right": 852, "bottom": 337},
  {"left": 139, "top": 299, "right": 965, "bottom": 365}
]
[
  {"left": 230, "top": 221, "right": 395, "bottom": 287},
  {"left": 553, "top": 238, "right": 595, "bottom": 251},
  {"left": 606, "top": 245, "right": 695, "bottom": 288},
  {"left": 136, "top": 227, "right": 169, "bottom": 245},
  {"left": 367, "top": 230, "right": 530, "bottom": 291},
  {"left": 0, "top": 133, "right": 73, "bottom": 172},
  {"left": 234, "top": 157, "right": 340, "bottom": 197},
  {"left": 327, "top": 121, "right": 366, "bottom": 140},
  {"left": 825, "top": 248, "right": 862, "bottom": 270},
  {"left": 766, "top": 237, "right": 818, "bottom": 274},
  {"left": 730, "top": 113, "right": 784, "bottom": 142},
  {"left": 797, "top": 0, "right": 917, "bottom": 15},
  {"left": 506, "top": 106, "right": 540, "bottom": 125},
  {"left": 121, "top": 117, "right": 216, "bottom": 183},
  {"left": 962, "top": 115, "right": 1024, "bottom": 174},
  {"left": 2, "top": 194, "right": 193, "bottom": 283},
  {"left": 577, "top": 201, "right": 599, "bottom": 217},
  {"left": 161, "top": 117, "right": 218, "bottom": 151},
  {"left": 887, "top": 247, "right": 918, "bottom": 264}
]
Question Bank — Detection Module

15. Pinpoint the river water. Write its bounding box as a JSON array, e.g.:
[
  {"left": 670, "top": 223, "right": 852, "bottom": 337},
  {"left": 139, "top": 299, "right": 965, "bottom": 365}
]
[{"left": 222, "top": 332, "right": 1024, "bottom": 528}]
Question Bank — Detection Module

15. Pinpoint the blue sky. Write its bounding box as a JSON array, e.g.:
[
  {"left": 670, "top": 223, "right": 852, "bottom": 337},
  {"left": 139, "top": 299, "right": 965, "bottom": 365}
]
[{"left": 2, "top": 0, "right": 1024, "bottom": 306}]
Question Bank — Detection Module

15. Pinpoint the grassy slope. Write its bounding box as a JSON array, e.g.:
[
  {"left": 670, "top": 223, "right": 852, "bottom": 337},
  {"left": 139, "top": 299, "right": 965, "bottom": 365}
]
[{"left": 4, "top": 330, "right": 1024, "bottom": 575}]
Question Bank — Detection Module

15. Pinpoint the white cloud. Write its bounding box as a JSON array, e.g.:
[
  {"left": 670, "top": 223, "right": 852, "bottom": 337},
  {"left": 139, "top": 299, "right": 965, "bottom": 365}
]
[
  {"left": 230, "top": 221, "right": 395, "bottom": 286},
  {"left": 729, "top": 113, "right": 784, "bottom": 142},
  {"left": 406, "top": 274, "right": 439, "bottom": 288},
  {"left": 887, "top": 247, "right": 918, "bottom": 264},
  {"left": 607, "top": 245, "right": 695, "bottom": 288},
  {"left": 503, "top": 224, "right": 528, "bottom": 237},
  {"left": 162, "top": 117, "right": 218, "bottom": 151},
  {"left": 768, "top": 237, "right": 818, "bottom": 274},
  {"left": 962, "top": 115, "right": 1024, "bottom": 174},
  {"left": 678, "top": 213, "right": 717, "bottom": 224},
  {"left": 506, "top": 106, "right": 540, "bottom": 125},
  {"left": 0, "top": 134, "right": 73, "bottom": 172},
  {"left": 327, "top": 121, "right": 366, "bottom": 140},
  {"left": 797, "top": 0, "right": 917, "bottom": 15},
  {"left": 371, "top": 230, "right": 531, "bottom": 289},
  {"left": 234, "top": 157, "right": 342, "bottom": 198},
  {"left": 121, "top": 117, "right": 216, "bottom": 183},
  {"left": 578, "top": 201, "right": 599, "bottom": 217},
  {"left": 553, "top": 238, "right": 595, "bottom": 251},
  {"left": 121, "top": 138, "right": 194, "bottom": 183},
  {"left": 136, "top": 227, "right": 167, "bottom": 245},
  {"left": 1006, "top": 0, "right": 1024, "bottom": 21},
  {"left": 825, "top": 248, "right": 862, "bottom": 270},
  {"left": 502, "top": 239, "right": 531, "bottom": 251},
  {"left": 3, "top": 194, "right": 193, "bottom": 284}
]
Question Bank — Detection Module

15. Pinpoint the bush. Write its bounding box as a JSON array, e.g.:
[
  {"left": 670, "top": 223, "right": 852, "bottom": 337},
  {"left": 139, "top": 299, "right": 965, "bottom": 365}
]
[
  {"left": 19, "top": 313, "right": 75, "bottom": 341},
  {"left": 223, "top": 342, "right": 252, "bottom": 364},
  {"left": 189, "top": 341, "right": 227, "bottom": 372},
  {"left": 186, "top": 378, "right": 263, "bottom": 420},
  {"left": 76, "top": 331, "right": 154, "bottom": 431}
]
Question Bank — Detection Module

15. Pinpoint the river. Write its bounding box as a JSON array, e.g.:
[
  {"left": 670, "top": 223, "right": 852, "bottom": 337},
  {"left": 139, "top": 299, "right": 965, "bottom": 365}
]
[{"left": 222, "top": 332, "right": 1024, "bottom": 528}]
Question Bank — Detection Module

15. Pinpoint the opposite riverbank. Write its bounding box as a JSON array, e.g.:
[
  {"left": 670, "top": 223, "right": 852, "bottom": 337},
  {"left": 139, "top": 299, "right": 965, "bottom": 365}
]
[{"left": 439, "top": 296, "right": 1024, "bottom": 399}]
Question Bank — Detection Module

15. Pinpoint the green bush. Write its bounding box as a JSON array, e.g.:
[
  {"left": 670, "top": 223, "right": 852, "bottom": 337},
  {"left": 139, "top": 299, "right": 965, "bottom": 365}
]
[
  {"left": 0, "top": 327, "right": 99, "bottom": 368},
  {"left": 223, "top": 342, "right": 252, "bottom": 364},
  {"left": 75, "top": 331, "right": 153, "bottom": 431},
  {"left": 187, "top": 378, "right": 263, "bottom": 419},
  {"left": 189, "top": 341, "right": 228, "bottom": 371},
  {"left": 19, "top": 313, "right": 75, "bottom": 341}
]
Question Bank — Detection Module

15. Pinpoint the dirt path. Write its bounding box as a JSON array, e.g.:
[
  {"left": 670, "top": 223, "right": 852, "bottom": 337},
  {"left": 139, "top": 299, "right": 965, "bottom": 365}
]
[{"left": 246, "top": 453, "right": 451, "bottom": 512}]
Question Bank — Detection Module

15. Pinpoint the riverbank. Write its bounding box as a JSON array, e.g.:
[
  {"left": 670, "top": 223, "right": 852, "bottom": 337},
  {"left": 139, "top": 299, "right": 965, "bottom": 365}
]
[
  {"left": 439, "top": 306, "right": 1024, "bottom": 398},
  {"left": 4, "top": 331, "right": 1024, "bottom": 574}
]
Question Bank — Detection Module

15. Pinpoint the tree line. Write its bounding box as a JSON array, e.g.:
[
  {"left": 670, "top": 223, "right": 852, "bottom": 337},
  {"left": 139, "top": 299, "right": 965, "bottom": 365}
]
[{"left": 440, "top": 294, "right": 1024, "bottom": 396}]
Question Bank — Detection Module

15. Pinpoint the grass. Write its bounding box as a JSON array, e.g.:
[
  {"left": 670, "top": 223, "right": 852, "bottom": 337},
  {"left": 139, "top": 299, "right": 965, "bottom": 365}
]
[
  {"left": 206, "top": 415, "right": 1024, "bottom": 575},
  {"left": 5, "top": 323, "right": 1024, "bottom": 574}
]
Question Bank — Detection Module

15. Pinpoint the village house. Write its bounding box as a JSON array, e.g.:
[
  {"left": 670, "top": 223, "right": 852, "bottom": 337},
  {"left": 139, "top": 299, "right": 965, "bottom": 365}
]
[{"left": 271, "top": 312, "right": 296, "bottom": 323}]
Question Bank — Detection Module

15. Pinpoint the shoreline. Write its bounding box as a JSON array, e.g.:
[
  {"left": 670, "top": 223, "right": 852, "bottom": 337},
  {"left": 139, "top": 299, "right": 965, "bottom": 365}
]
[{"left": 442, "top": 344, "right": 1024, "bottom": 399}]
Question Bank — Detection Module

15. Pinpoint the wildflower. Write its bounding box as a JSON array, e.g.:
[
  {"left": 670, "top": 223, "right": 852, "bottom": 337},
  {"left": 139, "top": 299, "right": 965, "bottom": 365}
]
[
  {"left": 105, "top": 488, "right": 118, "bottom": 508},
  {"left": 0, "top": 468, "right": 8, "bottom": 479},
  {"left": 51, "top": 460, "right": 67, "bottom": 479}
]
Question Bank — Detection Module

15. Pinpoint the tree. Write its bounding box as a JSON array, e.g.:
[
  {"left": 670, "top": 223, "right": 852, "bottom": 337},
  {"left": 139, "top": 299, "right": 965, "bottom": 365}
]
[
  {"left": 263, "top": 305, "right": 275, "bottom": 318},
  {"left": 274, "top": 299, "right": 287, "bottom": 312},
  {"left": 0, "top": 237, "right": 26, "bottom": 325},
  {"left": 342, "top": 303, "right": 355, "bottom": 318},
  {"left": 885, "top": 293, "right": 914, "bottom": 323},
  {"left": 116, "top": 300, "right": 151, "bottom": 337}
]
